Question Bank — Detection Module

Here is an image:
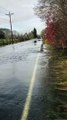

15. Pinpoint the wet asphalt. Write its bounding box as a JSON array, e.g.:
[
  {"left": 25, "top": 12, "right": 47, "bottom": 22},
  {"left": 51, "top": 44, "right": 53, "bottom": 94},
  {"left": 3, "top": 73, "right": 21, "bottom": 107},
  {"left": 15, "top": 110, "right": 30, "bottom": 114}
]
[{"left": 0, "top": 40, "right": 51, "bottom": 120}]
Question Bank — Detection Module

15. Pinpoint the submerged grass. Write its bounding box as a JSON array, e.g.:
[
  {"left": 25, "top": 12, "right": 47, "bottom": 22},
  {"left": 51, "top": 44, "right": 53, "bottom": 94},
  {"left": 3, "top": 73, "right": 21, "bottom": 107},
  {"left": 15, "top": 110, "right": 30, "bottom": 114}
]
[{"left": 48, "top": 46, "right": 67, "bottom": 119}]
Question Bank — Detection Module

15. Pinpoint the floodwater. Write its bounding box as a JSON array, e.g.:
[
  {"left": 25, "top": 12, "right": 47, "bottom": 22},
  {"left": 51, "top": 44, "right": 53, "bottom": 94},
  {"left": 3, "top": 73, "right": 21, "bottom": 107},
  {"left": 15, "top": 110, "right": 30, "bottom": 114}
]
[{"left": 0, "top": 40, "right": 67, "bottom": 120}]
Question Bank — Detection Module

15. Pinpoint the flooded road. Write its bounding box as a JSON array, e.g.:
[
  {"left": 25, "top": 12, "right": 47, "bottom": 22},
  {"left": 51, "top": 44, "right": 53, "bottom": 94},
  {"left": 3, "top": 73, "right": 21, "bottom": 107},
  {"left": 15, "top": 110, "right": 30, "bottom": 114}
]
[
  {"left": 0, "top": 40, "right": 67, "bottom": 120},
  {"left": 0, "top": 40, "right": 49, "bottom": 120}
]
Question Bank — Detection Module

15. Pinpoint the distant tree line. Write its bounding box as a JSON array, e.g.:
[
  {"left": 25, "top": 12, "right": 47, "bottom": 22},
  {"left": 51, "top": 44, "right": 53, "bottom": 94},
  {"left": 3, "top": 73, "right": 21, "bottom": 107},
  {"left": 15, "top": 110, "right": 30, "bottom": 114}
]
[
  {"left": 18, "top": 28, "right": 37, "bottom": 42},
  {"left": 0, "top": 30, "right": 5, "bottom": 39},
  {"left": 0, "top": 28, "right": 39, "bottom": 46}
]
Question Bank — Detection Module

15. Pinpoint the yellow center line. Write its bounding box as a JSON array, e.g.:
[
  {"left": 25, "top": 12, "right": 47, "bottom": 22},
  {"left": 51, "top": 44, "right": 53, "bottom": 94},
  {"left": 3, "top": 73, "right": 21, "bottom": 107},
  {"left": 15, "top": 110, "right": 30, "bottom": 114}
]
[{"left": 20, "top": 53, "right": 40, "bottom": 120}]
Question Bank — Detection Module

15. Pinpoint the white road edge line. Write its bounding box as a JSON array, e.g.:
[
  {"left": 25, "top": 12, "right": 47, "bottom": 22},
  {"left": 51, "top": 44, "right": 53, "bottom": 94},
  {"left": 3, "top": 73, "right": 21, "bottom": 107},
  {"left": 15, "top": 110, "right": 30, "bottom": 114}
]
[{"left": 20, "top": 53, "right": 40, "bottom": 120}]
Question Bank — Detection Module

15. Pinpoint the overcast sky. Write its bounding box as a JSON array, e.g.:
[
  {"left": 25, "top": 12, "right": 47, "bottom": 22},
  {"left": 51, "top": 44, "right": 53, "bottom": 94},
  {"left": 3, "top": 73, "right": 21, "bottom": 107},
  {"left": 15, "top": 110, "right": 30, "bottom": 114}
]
[{"left": 0, "top": 0, "right": 45, "bottom": 34}]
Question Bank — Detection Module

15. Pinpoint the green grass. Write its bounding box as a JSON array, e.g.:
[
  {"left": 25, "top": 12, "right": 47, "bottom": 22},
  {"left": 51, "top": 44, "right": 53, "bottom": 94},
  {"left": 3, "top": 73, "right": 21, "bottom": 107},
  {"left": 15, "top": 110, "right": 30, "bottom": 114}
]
[{"left": 0, "top": 38, "right": 22, "bottom": 46}]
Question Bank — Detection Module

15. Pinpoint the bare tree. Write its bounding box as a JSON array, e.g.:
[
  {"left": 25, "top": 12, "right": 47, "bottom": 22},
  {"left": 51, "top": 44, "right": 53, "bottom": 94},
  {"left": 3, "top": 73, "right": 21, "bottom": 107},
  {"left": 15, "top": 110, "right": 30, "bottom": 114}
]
[
  {"left": 35, "top": 0, "right": 67, "bottom": 47},
  {"left": 35, "top": 0, "right": 67, "bottom": 22}
]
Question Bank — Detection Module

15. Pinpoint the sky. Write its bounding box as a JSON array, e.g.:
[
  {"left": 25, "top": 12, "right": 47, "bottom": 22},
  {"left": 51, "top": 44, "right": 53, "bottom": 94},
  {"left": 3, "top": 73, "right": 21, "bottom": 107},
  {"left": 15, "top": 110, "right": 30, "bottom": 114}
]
[{"left": 0, "top": 0, "right": 45, "bottom": 34}]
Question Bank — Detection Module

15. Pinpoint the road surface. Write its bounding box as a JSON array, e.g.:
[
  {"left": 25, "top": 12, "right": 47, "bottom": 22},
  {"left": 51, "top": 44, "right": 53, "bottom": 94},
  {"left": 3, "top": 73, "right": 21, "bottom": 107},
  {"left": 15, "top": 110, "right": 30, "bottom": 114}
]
[{"left": 0, "top": 40, "right": 50, "bottom": 120}]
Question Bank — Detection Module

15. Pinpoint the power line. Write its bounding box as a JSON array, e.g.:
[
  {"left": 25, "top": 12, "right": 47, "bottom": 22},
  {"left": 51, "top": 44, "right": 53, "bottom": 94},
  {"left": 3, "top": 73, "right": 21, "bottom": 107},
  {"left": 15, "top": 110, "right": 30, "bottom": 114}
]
[
  {"left": 0, "top": 6, "right": 9, "bottom": 14},
  {"left": 5, "top": 11, "right": 14, "bottom": 44}
]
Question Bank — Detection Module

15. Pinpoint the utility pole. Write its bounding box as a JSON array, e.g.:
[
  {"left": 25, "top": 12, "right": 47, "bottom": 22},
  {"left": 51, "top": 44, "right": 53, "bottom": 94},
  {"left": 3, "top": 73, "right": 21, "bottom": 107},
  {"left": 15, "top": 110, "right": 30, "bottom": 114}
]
[{"left": 5, "top": 12, "right": 14, "bottom": 44}]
